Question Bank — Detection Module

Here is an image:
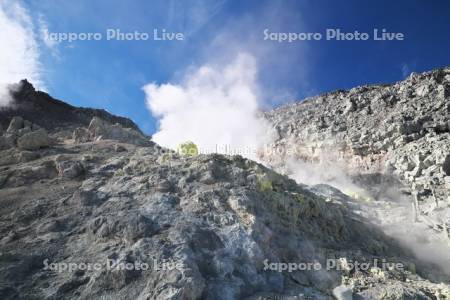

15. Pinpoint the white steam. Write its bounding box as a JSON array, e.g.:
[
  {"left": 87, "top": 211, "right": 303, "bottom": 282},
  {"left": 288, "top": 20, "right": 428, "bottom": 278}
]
[
  {"left": 0, "top": 0, "right": 44, "bottom": 106},
  {"left": 285, "top": 158, "right": 361, "bottom": 192},
  {"left": 287, "top": 157, "right": 450, "bottom": 275},
  {"left": 143, "top": 53, "right": 274, "bottom": 160}
]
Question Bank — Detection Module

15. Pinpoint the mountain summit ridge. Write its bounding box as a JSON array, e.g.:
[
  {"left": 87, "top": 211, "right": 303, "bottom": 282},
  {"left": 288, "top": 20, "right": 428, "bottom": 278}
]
[{"left": 0, "top": 79, "right": 142, "bottom": 134}]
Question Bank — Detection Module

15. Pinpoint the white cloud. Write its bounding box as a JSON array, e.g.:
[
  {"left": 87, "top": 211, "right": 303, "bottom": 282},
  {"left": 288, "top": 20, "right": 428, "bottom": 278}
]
[
  {"left": 38, "top": 14, "right": 59, "bottom": 58},
  {"left": 0, "top": 0, "right": 44, "bottom": 106},
  {"left": 143, "top": 53, "right": 275, "bottom": 160}
]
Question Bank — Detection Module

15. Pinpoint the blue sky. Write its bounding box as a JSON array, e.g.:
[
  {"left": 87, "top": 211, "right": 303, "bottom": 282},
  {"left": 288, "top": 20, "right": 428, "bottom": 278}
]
[{"left": 15, "top": 0, "right": 450, "bottom": 133}]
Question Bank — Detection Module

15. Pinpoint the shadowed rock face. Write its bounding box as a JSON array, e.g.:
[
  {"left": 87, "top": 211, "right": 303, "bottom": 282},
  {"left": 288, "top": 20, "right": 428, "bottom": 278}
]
[
  {"left": 444, "top": 155, "right": 450, "bottom": 176},
  {"left": 0, "top": 77, "right": 449, "bottom": 299},
  {"left": 0, "top": 80, "right": 141, "bottom": 134}
]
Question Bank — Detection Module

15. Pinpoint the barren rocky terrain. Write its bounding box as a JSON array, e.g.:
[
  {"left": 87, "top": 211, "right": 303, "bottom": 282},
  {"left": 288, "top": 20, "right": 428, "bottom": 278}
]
[
  {"left": 0, "top": 73, "right": 449, "bottom": 299},
  {"left": 263, "top": 68, "right": 450, "bottom": 265}
]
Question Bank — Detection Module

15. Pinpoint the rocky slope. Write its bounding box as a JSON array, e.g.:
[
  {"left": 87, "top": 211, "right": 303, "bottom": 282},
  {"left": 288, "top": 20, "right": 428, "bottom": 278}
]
[
  {"left": 263, "top": 67, "right": 450, "bottom": 247},
  {"left": 0, "top": 79, "right": 449, "bottom": 299}
]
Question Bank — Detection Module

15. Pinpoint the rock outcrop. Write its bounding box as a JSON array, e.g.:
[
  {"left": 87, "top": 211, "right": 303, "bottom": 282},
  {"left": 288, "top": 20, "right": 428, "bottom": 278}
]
[
  {"left": 262, "top": 67, "right": 450, "bottom": 243},
  {"left": 85, "top": 116, "right": 150, "bottom": 146},
  {"left": 71, "top": 117, "right": 151, "bottom": 146},
  {"left": 0, "top": 116, "right": 50, "bottom": 151}
]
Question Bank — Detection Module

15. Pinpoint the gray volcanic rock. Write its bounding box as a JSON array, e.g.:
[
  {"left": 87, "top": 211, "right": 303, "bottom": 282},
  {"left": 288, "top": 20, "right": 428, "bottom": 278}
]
[
  {"left": 0, "top": 134, "right": 15, "bottom": 150},
  {"left": 0, "top": 116, "right": 49, "bottom": 151},
  {"left": 1, "top": 138, "right": 448, "bottom": 299},
  {"left": 443, "top": 155, "right": 450, "bottom": 176},
  {"left": 87, "top": 116, "right": 151, "bottom": 146},
  {"left": 17, "top": 129, "right": 50, "bottom": 150},
  {"left": 73, "top": 127, "right": 90, "bottom": 143},
  {"left": 0, "top": 78, "right": 449, "bottom": 299},
  {"left": 262, "top": 67, "right": 450, "bottom": 245}
]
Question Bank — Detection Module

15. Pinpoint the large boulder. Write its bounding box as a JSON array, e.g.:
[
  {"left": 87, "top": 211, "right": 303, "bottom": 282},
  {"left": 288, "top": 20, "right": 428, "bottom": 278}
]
[
  {"left": 87, "top": 117, "right": 150, "bottom": 146},
  {"left": 17, "top": 129, "right": 50, "bottom": 150}
]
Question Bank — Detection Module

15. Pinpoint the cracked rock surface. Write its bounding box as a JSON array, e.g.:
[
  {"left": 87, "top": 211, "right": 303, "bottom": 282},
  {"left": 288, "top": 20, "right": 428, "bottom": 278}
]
[{"left": 263, "top": 67, "right": 450, "bottom": 248}]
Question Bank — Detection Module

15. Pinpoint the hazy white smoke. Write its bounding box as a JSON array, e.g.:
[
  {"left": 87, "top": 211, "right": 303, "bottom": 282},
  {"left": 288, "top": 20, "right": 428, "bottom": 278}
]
[
  {"left": 0, "top": 85, "right": 13, "bottom": 107},
  {"left": 143, "top": 53, "right": 274, "bottom": 160},
  {"left": 0, "top": 0, "right": 43, "bottom": 106},
  {"left": 286, "top": 158, "right": 349, "bottom": 188},
  {"left": 288, "top": 157, "right": 450, "bottom": 275}
]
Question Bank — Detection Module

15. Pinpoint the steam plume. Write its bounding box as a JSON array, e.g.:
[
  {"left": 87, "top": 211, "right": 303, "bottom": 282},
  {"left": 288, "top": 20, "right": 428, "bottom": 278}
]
[{"left": 143, "top": 53, "right": 274, "bottom": 160}]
